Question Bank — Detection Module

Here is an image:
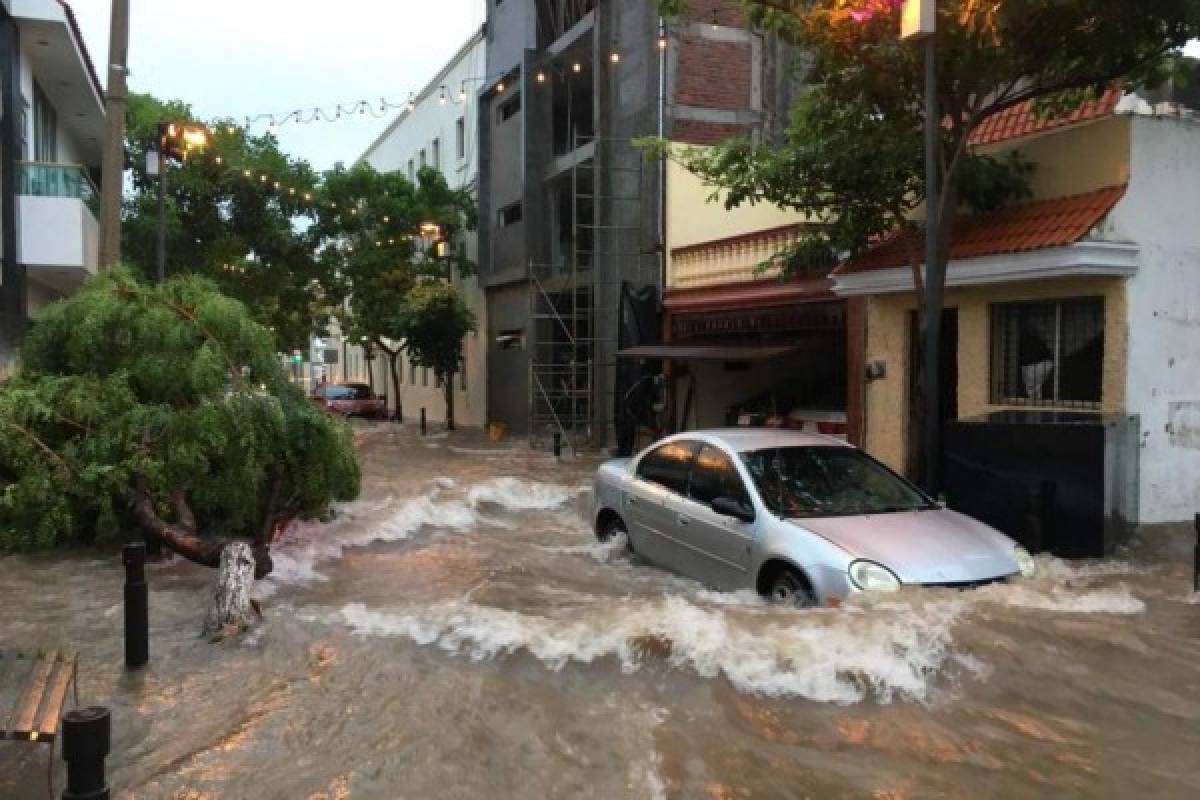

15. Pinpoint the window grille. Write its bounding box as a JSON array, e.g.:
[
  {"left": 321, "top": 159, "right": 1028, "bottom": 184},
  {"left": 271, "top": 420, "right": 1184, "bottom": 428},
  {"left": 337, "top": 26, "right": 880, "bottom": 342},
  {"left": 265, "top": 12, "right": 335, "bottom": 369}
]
[{"left": 990, "top": 298, "right": 1104, "bottom": 409}]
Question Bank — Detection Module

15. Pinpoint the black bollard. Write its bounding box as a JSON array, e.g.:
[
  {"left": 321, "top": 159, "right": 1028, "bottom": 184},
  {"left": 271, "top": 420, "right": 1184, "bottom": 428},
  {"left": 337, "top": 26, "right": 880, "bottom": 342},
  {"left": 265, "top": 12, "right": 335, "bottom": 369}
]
[
  {"left": 61, "top": 706, "right": 111, "bottom": 800},
  {"left": 553, "top": 431, "right": 562, "bottom": 459},
  {"left": 420, "top": 407, "right": 427, "bottom": 436},
  {"left": 122, "top": 543, "right": 148, "bottom": 670}
]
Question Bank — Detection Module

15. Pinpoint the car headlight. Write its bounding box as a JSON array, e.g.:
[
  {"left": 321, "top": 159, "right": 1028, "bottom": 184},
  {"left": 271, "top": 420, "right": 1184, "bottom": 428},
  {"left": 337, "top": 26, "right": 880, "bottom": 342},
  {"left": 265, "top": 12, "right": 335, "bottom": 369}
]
[
  {"left": 848, "top": 560, "right": 901, "bottom": 592},
  {"left": 1013, "top": 546, "right": 1037, "bottom": 578}
]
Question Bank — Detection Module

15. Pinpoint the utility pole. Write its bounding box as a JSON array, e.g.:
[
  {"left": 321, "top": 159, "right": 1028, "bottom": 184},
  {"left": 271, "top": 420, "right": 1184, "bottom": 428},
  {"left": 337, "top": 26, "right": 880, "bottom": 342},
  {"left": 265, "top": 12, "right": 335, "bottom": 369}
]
[
  {"left": 98, "top": 0, "right": 131, "bottom": 270},
  {"left": 903, "top": 0, "right": 942, "bottom": 494}
]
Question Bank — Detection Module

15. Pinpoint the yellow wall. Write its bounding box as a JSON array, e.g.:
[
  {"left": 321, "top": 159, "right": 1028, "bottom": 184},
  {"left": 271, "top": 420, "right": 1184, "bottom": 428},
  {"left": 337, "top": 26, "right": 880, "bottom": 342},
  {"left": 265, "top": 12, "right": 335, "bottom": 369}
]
[
  {"left": 981, "top": 116, "right": 1131, "bottom": 200},
  {"left": 666, "top": 146, "right": 814, "bottom": 287},
  {"left": 863, "top": 277, "right": 1128, "bottom": 474}
]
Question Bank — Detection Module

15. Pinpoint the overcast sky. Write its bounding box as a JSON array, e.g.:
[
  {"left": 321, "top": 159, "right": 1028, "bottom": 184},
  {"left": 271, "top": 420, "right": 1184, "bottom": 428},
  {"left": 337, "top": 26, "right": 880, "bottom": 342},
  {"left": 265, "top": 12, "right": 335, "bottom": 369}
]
[{"left": 65, "top": 0, "right": 487, "bottom": 170}]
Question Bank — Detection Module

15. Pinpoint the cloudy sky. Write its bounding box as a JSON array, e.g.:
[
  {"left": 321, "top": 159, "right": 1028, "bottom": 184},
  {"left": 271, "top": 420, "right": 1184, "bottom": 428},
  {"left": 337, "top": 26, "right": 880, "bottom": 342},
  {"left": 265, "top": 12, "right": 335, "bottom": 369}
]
[{"left": 65, "top": 0, "right": 487, "bottom": 170}]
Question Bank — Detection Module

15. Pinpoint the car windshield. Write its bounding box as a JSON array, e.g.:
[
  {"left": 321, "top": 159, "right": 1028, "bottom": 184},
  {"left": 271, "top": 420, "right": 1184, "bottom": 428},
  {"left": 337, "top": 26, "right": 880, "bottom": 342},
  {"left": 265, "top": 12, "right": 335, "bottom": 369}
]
[{"left": 739, "top": 446, "right": 935, "bottom": 518}]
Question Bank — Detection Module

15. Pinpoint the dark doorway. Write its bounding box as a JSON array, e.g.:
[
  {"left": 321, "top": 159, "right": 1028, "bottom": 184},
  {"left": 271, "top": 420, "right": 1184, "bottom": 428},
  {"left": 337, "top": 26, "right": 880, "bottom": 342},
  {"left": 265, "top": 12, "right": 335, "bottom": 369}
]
[{"left": 907, "top": 308, "right": 958, "bottom": 479}]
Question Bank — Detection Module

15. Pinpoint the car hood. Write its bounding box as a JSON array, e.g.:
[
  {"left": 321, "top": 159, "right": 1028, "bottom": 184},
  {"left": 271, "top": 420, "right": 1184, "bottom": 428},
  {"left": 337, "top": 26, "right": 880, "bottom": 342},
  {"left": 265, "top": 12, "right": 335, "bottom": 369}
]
[{"left": 792, "top": 509, "right": 1020, "bottom": 584}]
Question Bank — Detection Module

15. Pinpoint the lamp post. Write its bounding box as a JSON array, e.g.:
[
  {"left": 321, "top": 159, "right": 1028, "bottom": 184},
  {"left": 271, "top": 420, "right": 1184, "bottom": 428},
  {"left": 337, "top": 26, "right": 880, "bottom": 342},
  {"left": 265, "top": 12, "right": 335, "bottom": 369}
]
[
  {"left": 902, "top": 0, "right": 942, "bottom": 493},
  {"left": 152, "top": 123, "right": 208, "bottom": 283}
]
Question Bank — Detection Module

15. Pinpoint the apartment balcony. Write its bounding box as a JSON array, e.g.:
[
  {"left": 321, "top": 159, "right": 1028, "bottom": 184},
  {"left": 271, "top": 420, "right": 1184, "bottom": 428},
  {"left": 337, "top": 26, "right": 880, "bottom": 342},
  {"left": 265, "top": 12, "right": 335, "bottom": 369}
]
[{"left": 17, "top": 162, "right": 100, "bottom": 292}]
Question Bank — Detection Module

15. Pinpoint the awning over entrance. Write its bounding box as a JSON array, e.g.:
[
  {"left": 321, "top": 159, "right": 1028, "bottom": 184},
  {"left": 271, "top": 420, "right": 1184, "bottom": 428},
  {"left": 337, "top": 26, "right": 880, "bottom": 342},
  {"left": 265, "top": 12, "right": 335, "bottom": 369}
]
[{"left": 617, "top": 344, "right": 802, "bottom": 361}]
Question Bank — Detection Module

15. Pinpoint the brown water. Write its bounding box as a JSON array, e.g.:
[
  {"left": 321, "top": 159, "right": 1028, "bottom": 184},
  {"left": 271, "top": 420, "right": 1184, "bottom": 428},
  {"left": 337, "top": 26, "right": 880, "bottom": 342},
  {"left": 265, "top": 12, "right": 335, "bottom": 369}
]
[{"left": 2, "top": 424, "right": 1198, "bottom": 799}]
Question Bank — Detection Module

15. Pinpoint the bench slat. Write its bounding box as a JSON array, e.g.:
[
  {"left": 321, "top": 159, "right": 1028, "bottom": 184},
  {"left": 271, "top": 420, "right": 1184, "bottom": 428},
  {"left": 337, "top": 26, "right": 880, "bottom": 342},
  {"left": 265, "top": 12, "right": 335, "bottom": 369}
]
[
  {"left": 2, "top": 652, "right": 36, "bottom": 738},
  {"left": 9, "top": 650, "right": 57, "bottom": 739},
  {"left": 33, "top": 656, "right": 75, "bottom": 740}
]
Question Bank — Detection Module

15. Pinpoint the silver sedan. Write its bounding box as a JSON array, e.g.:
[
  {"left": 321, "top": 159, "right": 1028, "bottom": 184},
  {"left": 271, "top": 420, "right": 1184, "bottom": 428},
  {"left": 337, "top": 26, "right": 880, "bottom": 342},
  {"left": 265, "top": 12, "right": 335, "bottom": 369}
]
[{"left": 591, "top": 429, "right": 1036, "bottom": 607}]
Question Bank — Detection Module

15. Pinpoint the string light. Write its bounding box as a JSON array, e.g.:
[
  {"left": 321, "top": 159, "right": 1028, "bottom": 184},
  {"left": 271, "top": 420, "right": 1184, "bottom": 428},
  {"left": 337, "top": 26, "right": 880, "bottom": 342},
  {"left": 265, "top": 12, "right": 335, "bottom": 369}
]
[
  {"left": 572, "top": 62, "right": 582, "bottom": 74},
  {"left": 536, "top": 70, "right": 546, "bottom": 83},
  {"left": 610, "top": 51, "right": 620, "bottom": 64},
  {"left": 496, "top": 81, "right": 505, "bottom": 93}
]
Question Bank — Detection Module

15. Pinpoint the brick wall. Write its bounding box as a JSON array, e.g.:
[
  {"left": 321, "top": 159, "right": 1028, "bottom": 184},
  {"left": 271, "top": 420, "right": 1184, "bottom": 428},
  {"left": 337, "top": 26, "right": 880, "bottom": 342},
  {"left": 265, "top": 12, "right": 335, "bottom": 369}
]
[
  {"left": 671, "top": 119, "right": 747, "bottom": 145},
  {"left": 682, "top": 0, "right": 747, "bottom": 27},
  {"left": 676, "top": 35, "right": 752, "bottom": 110}
]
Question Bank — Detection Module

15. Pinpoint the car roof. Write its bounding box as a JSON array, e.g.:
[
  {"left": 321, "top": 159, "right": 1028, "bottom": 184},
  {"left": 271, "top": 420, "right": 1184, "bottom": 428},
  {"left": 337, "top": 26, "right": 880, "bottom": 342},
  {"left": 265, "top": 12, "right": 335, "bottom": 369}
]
[{"left": 664, "top": 428, "right": 851, "bottom": 453}]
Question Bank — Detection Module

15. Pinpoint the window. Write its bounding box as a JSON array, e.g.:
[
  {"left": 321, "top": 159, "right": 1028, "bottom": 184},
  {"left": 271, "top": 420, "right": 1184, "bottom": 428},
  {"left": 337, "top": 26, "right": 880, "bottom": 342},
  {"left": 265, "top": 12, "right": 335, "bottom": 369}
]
[
  {"left": 498, "top": 93, "right": 521, "bottom": 123},
  {"left": 497, "top": 202, "right": 522, "bottom": 228},
  {"left": 687, "top": 445, "right": 751, "bottom": 508},
  {"left": 991, "top": 298, "right": 1104, "bottom": 408},
  {"left": 456, "top": 117, "right": 466, "bottom": 160},
  {"left": 636, "top": 441, "right": 698, "bottom": 495},
  {"left": 740, "top": 447, "right": 933, "bottom": 518},
  {"left": 32, "top": 82, "right": 57, "bottom": 162},
  {"left": 431, "top": 138, "right": 440, "bottom": 171}
]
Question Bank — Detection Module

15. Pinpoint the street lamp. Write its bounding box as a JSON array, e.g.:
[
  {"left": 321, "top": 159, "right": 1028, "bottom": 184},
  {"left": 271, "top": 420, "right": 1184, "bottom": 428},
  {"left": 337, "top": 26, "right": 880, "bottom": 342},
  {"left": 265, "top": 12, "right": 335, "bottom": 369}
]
[
  {"left": 901, "top": 0, "right": 943, "bottom": 493},
  {"left": 151, "top": 122, "right": 208, "bottom": 283}
]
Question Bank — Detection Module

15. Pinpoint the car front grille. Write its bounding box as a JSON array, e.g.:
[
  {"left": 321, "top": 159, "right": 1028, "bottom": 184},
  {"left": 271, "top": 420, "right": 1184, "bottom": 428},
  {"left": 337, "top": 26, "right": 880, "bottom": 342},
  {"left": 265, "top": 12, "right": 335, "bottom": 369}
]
[{"left": 920, "top": 575, "right": 1010, "bottom": 591}]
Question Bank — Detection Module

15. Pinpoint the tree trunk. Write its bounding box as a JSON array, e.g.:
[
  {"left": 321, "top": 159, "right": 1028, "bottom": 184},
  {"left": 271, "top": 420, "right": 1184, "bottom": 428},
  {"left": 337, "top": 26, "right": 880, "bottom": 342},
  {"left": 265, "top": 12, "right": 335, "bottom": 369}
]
[
  {"left": 202, "top": 541, "right": 258, "bottom": 640},
  {"left": 444, "top": 371, "right": 455, "bottom": 431},
  {"left": 388, "top": 351, "right": 404, "bottom": 422},
  {"left": 126, "top": 487, "right": 274, "bottom": 579}
]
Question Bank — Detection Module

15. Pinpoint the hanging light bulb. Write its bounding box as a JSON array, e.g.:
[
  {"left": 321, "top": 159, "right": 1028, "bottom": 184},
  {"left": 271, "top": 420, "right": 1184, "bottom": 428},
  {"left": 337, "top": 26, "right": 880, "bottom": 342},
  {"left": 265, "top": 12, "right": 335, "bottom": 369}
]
[
  {"left": 273, "top": 181, "right": 281, "bottom": 190},
  {"left": 610, "top": 50, "right": 620, "bottom": 64},
  {"left": 572, "top": 62, "right": 582, "bottom": 74},
  {"left": 383, "top": 215, "right": 390, "bottom": 223},
  {"left": 536, "top": 70, "right": 546, "bottom": 84},
  {"left": 243, "top": 169, "right": 252, "bottom": 178},
  {"left": 496, "top": 81, "right": 505, "bottom": 93},
  {"left": 214, "top": 156, "right": 223, "bottom": 165},
  {"left": 658, "top": 32, "right": 668, "bottom": 51}
]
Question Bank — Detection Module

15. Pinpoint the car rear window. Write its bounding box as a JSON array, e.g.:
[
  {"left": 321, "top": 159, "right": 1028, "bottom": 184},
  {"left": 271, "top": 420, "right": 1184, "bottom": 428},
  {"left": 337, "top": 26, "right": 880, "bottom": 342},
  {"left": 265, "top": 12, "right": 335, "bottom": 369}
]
[{"left": 636, "top": 440, "right": 698, "bottom": 495}]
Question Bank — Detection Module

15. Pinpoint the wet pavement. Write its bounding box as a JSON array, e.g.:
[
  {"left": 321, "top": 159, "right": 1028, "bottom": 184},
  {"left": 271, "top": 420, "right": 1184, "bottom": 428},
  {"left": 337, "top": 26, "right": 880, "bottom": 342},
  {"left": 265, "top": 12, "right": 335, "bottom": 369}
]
[{"left": 2, "top": 424, "right": 1198, "bottom": 799}]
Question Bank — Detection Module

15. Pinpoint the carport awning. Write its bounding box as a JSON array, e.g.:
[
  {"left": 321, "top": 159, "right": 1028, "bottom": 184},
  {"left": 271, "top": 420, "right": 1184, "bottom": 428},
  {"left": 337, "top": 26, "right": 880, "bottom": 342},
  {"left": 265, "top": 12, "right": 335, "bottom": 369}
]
[{"left": 616, "top": 345, "right": 802, "bottom": 361}]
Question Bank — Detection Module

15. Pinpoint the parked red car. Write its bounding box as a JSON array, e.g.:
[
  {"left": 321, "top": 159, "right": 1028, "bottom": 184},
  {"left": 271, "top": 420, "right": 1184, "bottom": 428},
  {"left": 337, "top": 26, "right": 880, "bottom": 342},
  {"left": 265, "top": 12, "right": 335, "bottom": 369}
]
[{"left": 311, "top": 382, "right": 387, "bottom": 418}]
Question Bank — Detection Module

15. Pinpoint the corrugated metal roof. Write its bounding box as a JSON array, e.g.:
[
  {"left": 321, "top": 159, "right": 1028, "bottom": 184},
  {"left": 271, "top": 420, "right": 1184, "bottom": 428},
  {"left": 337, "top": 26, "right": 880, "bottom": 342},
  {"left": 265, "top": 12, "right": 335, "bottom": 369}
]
[{"left": 836, "top": 186, "right": 1127, "bottom": 275}]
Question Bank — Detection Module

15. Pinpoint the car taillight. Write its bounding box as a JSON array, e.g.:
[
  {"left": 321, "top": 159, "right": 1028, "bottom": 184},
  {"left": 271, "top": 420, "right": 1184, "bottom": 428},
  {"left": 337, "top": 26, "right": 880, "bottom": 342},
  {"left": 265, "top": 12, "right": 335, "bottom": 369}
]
[{"left": 817, "top": 421, "right": 847, "bottom": 435}]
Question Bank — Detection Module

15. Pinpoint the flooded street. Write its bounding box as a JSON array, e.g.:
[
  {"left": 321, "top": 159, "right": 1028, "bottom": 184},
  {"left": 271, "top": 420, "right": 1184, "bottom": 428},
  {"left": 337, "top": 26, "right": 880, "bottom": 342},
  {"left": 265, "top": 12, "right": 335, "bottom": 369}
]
[{"left": 2, "top": 425, "right": 1199, "bottom": 799}]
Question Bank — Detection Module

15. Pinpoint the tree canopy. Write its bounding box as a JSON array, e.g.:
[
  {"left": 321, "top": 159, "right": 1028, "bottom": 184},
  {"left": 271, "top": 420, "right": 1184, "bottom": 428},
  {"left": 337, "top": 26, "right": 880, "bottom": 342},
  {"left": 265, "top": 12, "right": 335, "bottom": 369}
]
[
  {"left": 400, "top": 281, "right": 478, "bottom": 430},
  {"left": 0, "top": 269, "right": 360, "bottom": 574},
  {"left": 311, "top": 164, "right": 477, "bottom": 419},
  {"left": 657, "top": 0, "right": 1199, "bottom": 272},
  {"left": 122, "top": 93, "right": 329, "bottom": 351}
]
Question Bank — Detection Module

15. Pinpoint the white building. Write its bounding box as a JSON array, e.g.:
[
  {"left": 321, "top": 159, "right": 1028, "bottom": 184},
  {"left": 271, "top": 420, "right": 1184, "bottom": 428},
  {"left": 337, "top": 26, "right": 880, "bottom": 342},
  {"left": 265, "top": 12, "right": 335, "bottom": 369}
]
[
  {"left": 334, "top": 28, "right": 487, "bottom": 428},
  {"left": 0, "top": 0, "right": 105, "bottom": 375}
]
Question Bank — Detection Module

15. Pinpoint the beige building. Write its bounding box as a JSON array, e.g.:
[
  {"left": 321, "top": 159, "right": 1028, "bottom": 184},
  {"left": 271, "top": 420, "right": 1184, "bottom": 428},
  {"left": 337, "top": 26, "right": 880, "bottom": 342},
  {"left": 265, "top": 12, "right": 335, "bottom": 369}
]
[{"left": 834, "top": 91, "right": 1200, "bottom": 527}]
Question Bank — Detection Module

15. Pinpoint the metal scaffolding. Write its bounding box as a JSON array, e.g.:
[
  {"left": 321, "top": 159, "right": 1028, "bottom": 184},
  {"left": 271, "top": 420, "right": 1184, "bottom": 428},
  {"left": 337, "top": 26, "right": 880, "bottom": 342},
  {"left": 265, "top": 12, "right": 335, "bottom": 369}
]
[{"left": 528, "top": 134, "right": 657, "bottom": 451}]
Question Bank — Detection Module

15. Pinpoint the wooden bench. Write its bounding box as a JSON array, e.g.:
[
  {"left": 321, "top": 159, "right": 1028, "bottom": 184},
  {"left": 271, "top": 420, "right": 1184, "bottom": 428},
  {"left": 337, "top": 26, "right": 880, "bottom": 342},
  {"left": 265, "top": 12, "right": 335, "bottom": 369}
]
[{"left": 1, "top": 650, "right": 77, "bottom": 745}]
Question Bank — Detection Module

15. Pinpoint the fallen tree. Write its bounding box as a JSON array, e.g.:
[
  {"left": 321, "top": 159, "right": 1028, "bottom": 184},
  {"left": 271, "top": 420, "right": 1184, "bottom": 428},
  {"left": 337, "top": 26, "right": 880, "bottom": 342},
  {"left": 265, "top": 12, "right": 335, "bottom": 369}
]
[{"left": 0, "top": 269, "right": 361, "bottom": 584}]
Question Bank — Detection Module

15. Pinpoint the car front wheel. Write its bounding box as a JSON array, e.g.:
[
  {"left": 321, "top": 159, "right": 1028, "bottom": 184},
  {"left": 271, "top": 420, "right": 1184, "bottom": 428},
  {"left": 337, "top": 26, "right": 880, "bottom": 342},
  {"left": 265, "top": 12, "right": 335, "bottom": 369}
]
[{"left": 766, "top": 568, "right": 817, "bottom": 608}]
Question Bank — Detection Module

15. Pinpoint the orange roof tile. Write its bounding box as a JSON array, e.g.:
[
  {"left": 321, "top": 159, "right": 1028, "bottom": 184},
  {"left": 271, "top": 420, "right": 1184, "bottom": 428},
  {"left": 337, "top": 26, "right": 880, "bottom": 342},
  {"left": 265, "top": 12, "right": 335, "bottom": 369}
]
[
  {"left": 969, "top": 87, "right": 1121, "bottom": 146},
  {"left": 835, "top": 186, "right": 1127, "bottom": 275}
]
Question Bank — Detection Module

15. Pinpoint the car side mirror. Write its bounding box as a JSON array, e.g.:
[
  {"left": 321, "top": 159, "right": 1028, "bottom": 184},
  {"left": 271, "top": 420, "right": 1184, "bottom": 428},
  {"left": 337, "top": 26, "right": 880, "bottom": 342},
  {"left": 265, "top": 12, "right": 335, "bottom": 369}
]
[{"left": 711, "top": 497, "right": 754, "bottom": 523}]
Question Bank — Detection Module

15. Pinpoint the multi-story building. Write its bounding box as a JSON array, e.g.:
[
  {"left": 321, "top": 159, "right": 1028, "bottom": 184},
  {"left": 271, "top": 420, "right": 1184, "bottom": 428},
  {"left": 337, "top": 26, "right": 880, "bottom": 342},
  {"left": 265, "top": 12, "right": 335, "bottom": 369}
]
[
  {"left": 477, "top": 0, "right": 801, "bottom": 449},
  {"left": 333, "top": 29, "right": 488, "bottom": 427},
  {"left": 0, "top": 0, "right": 105, "bottom": 376}
]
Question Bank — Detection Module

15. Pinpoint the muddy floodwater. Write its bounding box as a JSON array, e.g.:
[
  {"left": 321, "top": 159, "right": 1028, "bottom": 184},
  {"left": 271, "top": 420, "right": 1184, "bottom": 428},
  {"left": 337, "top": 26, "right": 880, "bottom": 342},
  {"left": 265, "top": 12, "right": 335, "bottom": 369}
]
[{"left": 2, "top": 425, "right": 1199, "bottom": 799}]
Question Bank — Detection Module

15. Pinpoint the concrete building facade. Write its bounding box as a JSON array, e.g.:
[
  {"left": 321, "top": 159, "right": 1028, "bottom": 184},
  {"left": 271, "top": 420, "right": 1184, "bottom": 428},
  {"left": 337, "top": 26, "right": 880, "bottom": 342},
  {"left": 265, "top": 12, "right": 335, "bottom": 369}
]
[
  {"left": 477, "top": 0, "right": 798, "bottom": 448},
  {"left": 0, "top": 0, "right": 104, "bottom": 376},
  {"left": 332, "top": 29, "right": 488, "bottom": 428}
]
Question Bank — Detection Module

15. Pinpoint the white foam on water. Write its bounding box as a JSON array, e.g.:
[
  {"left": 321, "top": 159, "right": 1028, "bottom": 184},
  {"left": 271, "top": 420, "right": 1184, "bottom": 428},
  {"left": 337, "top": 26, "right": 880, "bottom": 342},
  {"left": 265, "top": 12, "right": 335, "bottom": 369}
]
[
  {"left": 258, "top": 477, "right": 581, "bottom": 598},
  {"left": 336, "top": 594, "right": 973, "bottom": 704},
  {"left": 466, "top": 477, "right": 575, "bottom": 512},
  {"left": 980, "top": 583, "right": 1146, "bottom": 614}
]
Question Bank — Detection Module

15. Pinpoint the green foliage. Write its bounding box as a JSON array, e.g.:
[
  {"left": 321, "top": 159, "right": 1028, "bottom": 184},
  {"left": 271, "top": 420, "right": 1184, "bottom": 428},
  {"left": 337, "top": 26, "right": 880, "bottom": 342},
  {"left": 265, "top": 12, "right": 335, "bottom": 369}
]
[
  {"left": 0, "top": 269, "right": 360, "bottom": 552},
  {"left": 653, "top": 0, "right": 1200, "bottom": 273},
  {"left": 122, "top": 93, "right": 328, "bottom": 351},
  {"left": 400, "top": 282, "right": 478, "bottom": 384}
]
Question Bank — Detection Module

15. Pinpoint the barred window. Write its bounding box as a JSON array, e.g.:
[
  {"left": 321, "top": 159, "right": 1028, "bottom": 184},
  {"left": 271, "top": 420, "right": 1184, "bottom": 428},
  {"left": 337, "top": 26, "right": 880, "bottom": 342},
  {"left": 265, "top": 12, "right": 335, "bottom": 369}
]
[{"left": 990, "top": 298, "right": 1104, "bottom": 408}]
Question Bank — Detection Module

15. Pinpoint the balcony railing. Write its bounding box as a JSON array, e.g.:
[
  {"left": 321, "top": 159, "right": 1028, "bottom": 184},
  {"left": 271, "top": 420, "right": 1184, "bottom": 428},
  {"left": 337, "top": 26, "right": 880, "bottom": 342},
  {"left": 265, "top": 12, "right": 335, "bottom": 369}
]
[{"left": 17, "top": 162, "right": 99, "bottom": 214}]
